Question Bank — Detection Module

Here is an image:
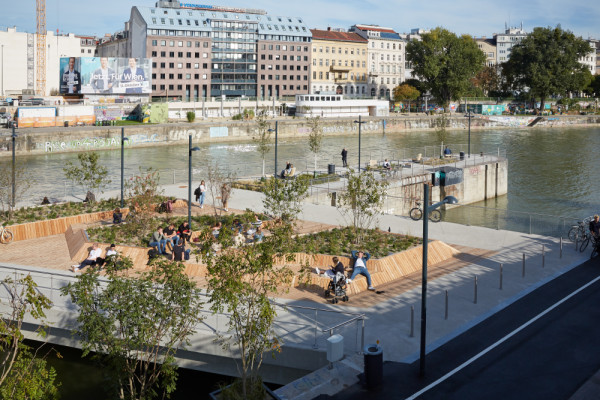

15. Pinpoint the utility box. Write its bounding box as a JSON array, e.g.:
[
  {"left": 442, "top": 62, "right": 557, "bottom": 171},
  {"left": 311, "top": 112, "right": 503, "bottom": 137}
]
[{"left": 327, "top": 334, "right": 344, "bottom": 363}]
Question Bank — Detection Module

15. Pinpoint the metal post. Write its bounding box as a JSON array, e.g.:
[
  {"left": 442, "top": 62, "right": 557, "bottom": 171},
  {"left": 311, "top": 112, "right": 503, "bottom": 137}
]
[
  {"left": 499, "top": 263, "right": 503, "bottom": 290},
  {"left": 522, "top": 253, "right": 526, "bottom": 277},
  {"left": 542, "top": 245, "right": 545, "bottom": 268},
  {"left": 313, "top": 309, "right": 318, "bottom": 349},
  {"left": 444, "top": 290, "right": 448, "bottom": 320},
  {"left": 358, "top": 115, "right": 362, "bottom": 171},
  {"left": 410, "top": 305, "right": 414, "bottom": 337},
  {"left": 188, "top": 135, "right": 193, "bottom": 227},
  {"left": 361, "top": 318, "right": 365, "bottom": 354},
  {"left": 274, "top": 121, "right": 278, "bottom": 177},
  {"left": 419, "top": 183, "right": 429, "bottom": 378},
  {"left": 11, "top": 125, "right": 16, "bottom": 208},
  {"left": 474, "top": 276, "right": 478, "bottom": 304},
  {"left": 120, "top": 128, "right": 125, "bottom": 208},
  {"left": 560, "top": 237, "right": 563, "bottom": 258}
]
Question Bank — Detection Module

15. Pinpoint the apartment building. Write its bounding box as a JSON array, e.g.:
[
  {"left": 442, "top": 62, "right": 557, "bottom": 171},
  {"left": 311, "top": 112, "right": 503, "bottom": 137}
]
[
  {"left": 350, "top": 24, "right": 405, "bottom": 99},
  {"left": 310, "top": 28, "right": 368, "bottom": 97},
  {"left": 475, "top": 38, "right": 496, "bottom": 67},
  {"left": 494, "top": 24, "right": 527, "bottom": 63},
  {"left": 399, "top": 28, "right": 429, "bottom": 81}
]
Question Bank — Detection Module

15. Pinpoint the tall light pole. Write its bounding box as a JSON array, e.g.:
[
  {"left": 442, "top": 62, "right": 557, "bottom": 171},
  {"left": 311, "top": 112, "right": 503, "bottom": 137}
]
[
  {"left": 419, "top": 184, "right": 458, "bottom": 378},
  {"left": 353, "top": 115, "right": 365, "bottom": 171},
  {"left": 188, "top": 134, "right": 201, "bottom": 227},
  {"left": 11, "top": 125, "right": 17, "bottom": 208},
  {"left": 1, "top": 44, "right": 4, "bottom": 97},
  {"left": 268, "top": 121, "right": 278, "bottom": 177},
  {"left": 465, "top": 109, "right": 473, "bottom": 158},
  {"left": 120, "top": 128, "right": 129, "bottom": 208}
]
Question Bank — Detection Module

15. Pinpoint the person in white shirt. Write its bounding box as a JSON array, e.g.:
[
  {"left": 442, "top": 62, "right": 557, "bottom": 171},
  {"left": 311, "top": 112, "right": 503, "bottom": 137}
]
[
  {"left": 91, "top": 57, "right": 116, "bottom": 94},
  {"left": 198, "top": 180, "right": 206, "bottom": 208},
  {"left": 383, "top": 159, "right": 391, "bottom": 170},
  {"left": 61, "top": 57, "right": 81, "bottom": 94},
  {"left": 71, "top": 243, "right": 102, "bottom": 272}
]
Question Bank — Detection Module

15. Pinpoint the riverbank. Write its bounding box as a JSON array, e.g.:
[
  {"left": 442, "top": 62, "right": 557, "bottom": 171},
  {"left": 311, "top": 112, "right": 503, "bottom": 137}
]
[{"left": 1, "top": 114, "right": 599, "bottom": 157}]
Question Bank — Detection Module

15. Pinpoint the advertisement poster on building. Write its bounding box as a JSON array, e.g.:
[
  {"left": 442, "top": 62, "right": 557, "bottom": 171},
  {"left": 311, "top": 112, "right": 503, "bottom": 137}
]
[
  {"left": 59, "top": 57, "right": 82, "bottom": 94},
  {"left": 60, "top": 57, "right": 152, "bottom": 95}
]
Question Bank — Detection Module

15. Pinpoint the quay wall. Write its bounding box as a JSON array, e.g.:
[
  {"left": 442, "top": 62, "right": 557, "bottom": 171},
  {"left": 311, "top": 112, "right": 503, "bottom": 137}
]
[{"left": 1, "top": 115, "right": 599, "bottom": 157}]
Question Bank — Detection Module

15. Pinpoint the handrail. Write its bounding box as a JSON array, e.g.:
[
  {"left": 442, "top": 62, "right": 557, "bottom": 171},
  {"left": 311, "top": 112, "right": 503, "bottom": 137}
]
[{"left": 322, "top": 314, "right": 365, "bottom": 333}]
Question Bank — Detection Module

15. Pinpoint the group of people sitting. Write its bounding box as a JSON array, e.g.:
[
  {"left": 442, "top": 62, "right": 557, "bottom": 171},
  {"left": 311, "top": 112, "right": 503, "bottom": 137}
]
[
  {"left": 315, "top": 250, "right": 376, "bottom": 291},
  {"left": 212, "top": 216, "right": 265, "bottom": 246},
  {"left": 149, "top": 221, "right": 192, "bottom": 261},
  {"left": 71, "top": 243, "right": 118, "bottom": 272},
  {"left": 279, "top": 161, "right": 296, "bottom": 179}
]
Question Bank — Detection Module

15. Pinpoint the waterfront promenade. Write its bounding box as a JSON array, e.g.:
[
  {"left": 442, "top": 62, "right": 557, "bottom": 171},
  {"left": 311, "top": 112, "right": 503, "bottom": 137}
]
[{"left": 0, "top": 184, "right": 594, "bottom": 398}]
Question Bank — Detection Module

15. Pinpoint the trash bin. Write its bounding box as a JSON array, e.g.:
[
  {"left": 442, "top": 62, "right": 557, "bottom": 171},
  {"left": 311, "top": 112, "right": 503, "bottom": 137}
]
[
  {"left": 328, "top": 164, "right": 335, "bottom": 175},
  {"left": 64, "top": 121, "right": 69, "bottom": 127},
  {"left": 363, "top": 343, "right": 383, "bottom": 389},
  {"left": 459, "top": 151, "right": 465, "bottom": 161}
]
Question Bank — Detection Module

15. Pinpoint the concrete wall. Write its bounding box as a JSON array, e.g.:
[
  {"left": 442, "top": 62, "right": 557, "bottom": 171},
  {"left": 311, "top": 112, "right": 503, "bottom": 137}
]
[{"left": 1, "top": 115, "right": 599, "bottom": 157}]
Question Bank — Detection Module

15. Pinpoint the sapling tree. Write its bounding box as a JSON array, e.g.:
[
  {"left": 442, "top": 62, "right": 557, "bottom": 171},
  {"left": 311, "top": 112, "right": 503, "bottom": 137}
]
[
  {"left": 205, "top": 161, "right": 236, "bottom": 222},
  {"left": 252, "top": 110, "right": 271, "bottom": 177},
  {"left": 307, "top": 114, "right": 323, "bottom": 172},
  {"left": 0, "top": 160, "right": 34, "bottom": 217},
  {"left": 61, "top": 257, "right": 204, "bottom": 400},
  {"left": 262, "top": 177, "right": 309, "bottom": 223},
  {"left": 435, "top": 112, "right": 450, "bottom": 156},
  {"left": 123, "top": 167, "right": 163, "bottom": 240},
  {"left": 336, "top": 169, "right": 389, "bottom": 244},
  {"left": 63, "top": 152, "right": 110, "bottom": 201}
]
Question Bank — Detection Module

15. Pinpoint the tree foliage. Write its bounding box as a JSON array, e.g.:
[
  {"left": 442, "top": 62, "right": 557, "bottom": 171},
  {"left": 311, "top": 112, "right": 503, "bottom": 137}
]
[
  {"left": 252, "top": 110, "right": 271, "bottom": 176},
  {"left": 503, "top": 26, "right": 592, "bottom": 110},
  {"left": 584, "top": 74, "right": 600, "bottom": 98},
  {"left": 306, "top": 114, "right": 323, "bottom": 171},
  {"left": 406, "top": 27, "right": 486, "bottom": 107},
  {"left": 262, "top": 177, "right": 309, "bottom": 222},
  {"left": 336, "top": 169, "right": 389, "bottom": 244},
  {"left": 471, "top": 65, "right": 508, "bottom": 97},
  {"left": 0, "top": 160, "right": 34, "bottom": 216},
  {"left": 63, "top": 152, "right": 110, "bottom": 199},
  {"left": 61, "top": 257, "right": 204, "bottom": 400},
  {"left": 123, "top": 167, "right": 163, "bottom": 240},
  {"left": 205, "top": 161, "right": 236, "bottom": 222},
  {"left": 393, "top": 83, "right": 421, "bottom": 103},
  {"left": 0, "top": 275, "right": 59, "bottom": 399}
]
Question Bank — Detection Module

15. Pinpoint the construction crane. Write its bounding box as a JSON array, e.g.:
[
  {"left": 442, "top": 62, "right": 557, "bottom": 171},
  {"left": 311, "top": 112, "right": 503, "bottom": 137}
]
[{"left": 36, "top": 0, "right": 46, "bottom": 96}]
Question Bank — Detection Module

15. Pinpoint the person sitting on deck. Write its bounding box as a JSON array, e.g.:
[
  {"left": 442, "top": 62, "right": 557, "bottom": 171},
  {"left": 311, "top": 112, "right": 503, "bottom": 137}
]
[
  {"left": 348, "top": 250, "right": 375, "bottom": 291},
  {"left": 284, "top": 164, "right": 296, "bottom": 178},
  {"left": 382, "top": 159, "right": 391, "bottom": 170},
  {"left": 71, "top": 243, "right": 102, "bottom": 272},
  {"left": 171, "top": 239, "right": 191, "bottom": 262},
  {"left": 113, "top": 208, "right": 123, "bottom": 224},
  {"left": 178, "top": 221, "right": 192, "bottom": 243},
  {"left": 444, "top": 146, "right": 452, "bottom": 157},
  {"left": 163, "top": 223, "right": 178, "bottom": 251},
  {"left": 149, "top": 227, "right": 167, "bottom": 255},
  {"left": 315, "top": 256, "right": 345, "bottom": 280},
  {"left": 253, "top": 227, "right": 264, "bottom": 243}
]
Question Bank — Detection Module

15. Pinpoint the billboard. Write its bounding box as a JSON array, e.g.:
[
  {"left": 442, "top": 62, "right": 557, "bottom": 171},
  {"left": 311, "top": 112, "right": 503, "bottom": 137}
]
[{"left": 60, "top": 57, "right": 152, "bottom": 95}]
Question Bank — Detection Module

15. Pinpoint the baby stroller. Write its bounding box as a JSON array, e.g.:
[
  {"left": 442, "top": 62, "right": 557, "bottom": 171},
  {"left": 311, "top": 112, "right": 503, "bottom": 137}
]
[{"left": 324, "top": 272, "right": 349, "bottom": 304}]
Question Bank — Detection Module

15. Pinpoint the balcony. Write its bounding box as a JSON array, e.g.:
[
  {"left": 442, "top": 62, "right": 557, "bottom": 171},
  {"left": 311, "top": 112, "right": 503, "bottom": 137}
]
[{"left": 330, "top": 65, "right": 351, "bottom": 72}]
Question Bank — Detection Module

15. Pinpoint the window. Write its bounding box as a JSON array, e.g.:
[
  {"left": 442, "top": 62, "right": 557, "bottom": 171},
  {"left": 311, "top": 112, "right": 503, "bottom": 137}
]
[
  {"left": 169, "top": 62, "right": 175, "bottom": 68},
  {"left": 178, "top": 63, "right": 183, "bottom": 68},
  {"left": 160, "top": 73, "right": 166, "bottom": 79},
  {"left": 178, "top": 73, "right": 183, "bottom": 79},
  {"left": 186, "top": 52, "right": 191, "bottom": 57},
  {"left": 161, "top": 40, "right": 166, "bottom": 46},
  {"left": 186, "top": 63, "right": 191, "bottom": 68},
  {"left": 152, "top": 51, "right": 158, "bottom": 57},
  {"left": 160, "top": 62, "right": 166, "bottom": 68},
  {"left": 169, "top": 73, "right": 174, "bottom": 79}
]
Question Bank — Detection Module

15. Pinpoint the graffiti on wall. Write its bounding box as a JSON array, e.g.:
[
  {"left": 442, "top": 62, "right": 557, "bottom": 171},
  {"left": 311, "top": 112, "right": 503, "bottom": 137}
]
[
  {"left": 168, "top": 129, "right": 204, "bottom": 141},
  {"left": 41, "top": 136, "right": 126, "bottom": 152}
]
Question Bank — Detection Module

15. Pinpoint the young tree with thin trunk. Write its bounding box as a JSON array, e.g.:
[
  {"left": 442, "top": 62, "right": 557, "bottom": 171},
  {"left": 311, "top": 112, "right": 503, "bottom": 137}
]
[
  {"left": 63, "top": 152, "right": 110, "bottom": 201},
  {"left": 253, "top": 110, "right": 271, "bottom": 177},
  {"left": 307, "top": 114, "right": 323, "bottom": 171},
  {"left": 0, "top": 160, "right": 33, "bottom": 218}
]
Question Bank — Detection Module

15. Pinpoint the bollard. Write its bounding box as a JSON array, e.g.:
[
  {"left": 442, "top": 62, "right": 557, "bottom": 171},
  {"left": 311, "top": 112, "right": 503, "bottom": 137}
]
[
  {"left": 474, "top": 276, "right": 478, "bottom": 304},
  {"left": 560, "top": 237, "right": 563, "bottom": 258},
  {"left": 542, "top": 245, "right": 545, "bottom": 268},
  {"left": 410, "top": 306, "right": 414, "bottom": 337},
  {"left": 445, "top": 290, "right": 448, "bottom": 320},
  {"left": 313, "top": 309, "right": 319, "bottom": 349},
  {"left": 522, "top": 253, "right": 526, "bottom": 277},
  {"left": 499, "top": 263, "right": 503, "bottom": 290}
]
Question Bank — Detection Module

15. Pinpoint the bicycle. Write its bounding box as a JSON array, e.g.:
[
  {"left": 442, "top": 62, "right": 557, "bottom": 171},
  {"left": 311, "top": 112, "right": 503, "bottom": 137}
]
[
  {"left": 409, "top": 201, "right": 442, "bottom": 222},
  {"left": 0, "top": 224, "right": 13, "bottom": 244},
  {"left": 568, "top": 217, "right": 592, "bottom": 242}
]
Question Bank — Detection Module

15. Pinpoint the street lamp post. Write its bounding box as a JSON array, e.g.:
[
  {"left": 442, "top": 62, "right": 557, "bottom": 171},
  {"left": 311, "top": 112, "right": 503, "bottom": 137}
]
[
  {"left": 120, "top": 128, "right": 129, "bottom": 208},
  {"left": 268, "top": 121, "right": 278, "bottom": 177},
  {"left": 419, "top": 184, "right": 458, "bottom": 378},
  {"left": 464, "top": 108, "right": 473, "bottom": 158},
  {"left": 353, "top": 116, "right": 365, "bottom": 171},
  {"left": 188, "top": 134, "right": 201, "bottom": 227},
  {"left": 11, "top": 125, "right": 17, "bottom": 208}
]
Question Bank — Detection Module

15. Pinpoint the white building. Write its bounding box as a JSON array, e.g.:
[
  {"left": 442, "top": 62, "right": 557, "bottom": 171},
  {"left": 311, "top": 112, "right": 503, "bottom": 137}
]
[
  {"left": 581, "top": 39, "right": 597, "bottom": 75},
  {"left": 295, "top": 93, "right": 388, "bottom": 118},
  {"left": 494, "top": 24, "right": 527, "bottom": 64},
  {"left": 398, "top": 28, "right": 429, "bottom": 81},
  {"left": 0, "top": 27, "right": 97, "bottom": 97},
  {"left": 350, "top": 24, "right": 405, "bottom": 99}
]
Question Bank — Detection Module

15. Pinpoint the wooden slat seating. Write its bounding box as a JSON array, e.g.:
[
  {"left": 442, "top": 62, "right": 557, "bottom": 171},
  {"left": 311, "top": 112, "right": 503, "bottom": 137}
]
[
  {"left": 8, "top": 208, "right": 130, "bottom": 242},
  {"left": 65, "top": 225, "right": 89, "bottom": 260}
]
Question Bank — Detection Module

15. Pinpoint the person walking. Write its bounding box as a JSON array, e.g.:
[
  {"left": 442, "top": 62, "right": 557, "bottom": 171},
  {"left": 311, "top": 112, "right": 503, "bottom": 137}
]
[
  {"left": 198, "top": 180, "right": 206, "bottom": 209},
  {"left": 341, "top": 148, "right": 348, "bottom": 167}
]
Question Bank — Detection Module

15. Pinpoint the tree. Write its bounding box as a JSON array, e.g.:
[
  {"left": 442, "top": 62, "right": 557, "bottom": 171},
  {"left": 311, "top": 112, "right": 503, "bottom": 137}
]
[
  {"left": 306, "top": 114, "right": 323, "bottom": 171},
  {"left": 262, "top": 177, "right": 309, "bottom": 223},
  {"left": 123, "top": 167, "right": 163, "bottom": 240},
  {"left": 503, "top": 26, "right": 592, "bottom": 111},
  {"left": 0, "top": 160, "right": 34, "bottom": 218},
  {"left": 252, "top": 110, "right": 271, "bottom": 177},
  {"left": 584, "top": 74, "right": 600, "bottom": 98},
  {"left": 335, "top": 169, "right": 389, "bottom": 244},
  {"left": 205, "top": 161, "right": 236, "bottom": 222},
  {"left": 61, "top": 257, "right": 204, "bottom": 400},
  {"left": 471, "top": 65, "right": 505, "bottom": 97},
  {"left": 0, "top": 275, "right": 59, "bottom": 399},
  {"left": 393, "top": 83, "right": 420, "bottom": 113},
  {"left": 63, "top": 152, "right": 110, "bottom": 201},
  {"left": 202, "top": 219, "right": 294, "bottom": 399},
  {"left": 406, "top": 27, "right": 486, "bottom": 107},
  {"left": 434, "top": 112, "right": 450, "bottom": 154}
]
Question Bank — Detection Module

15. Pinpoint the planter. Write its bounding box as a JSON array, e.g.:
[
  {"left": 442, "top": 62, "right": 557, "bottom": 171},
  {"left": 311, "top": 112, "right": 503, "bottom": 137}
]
[{"left": 209, "top": 382, "right": 280, "bottom": 400}]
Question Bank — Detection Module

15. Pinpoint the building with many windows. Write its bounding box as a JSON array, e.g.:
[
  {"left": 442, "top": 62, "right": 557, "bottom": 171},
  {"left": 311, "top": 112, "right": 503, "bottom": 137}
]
[
  {"left": 309, "top": 28, "right": 368, "bottom": 97},
  {"left": 494, "top": 24, "right": 527, "bottom": 64},
  {"left": 98, "top": 0, "right": 311, "bottom": 99},
  {"left": 349, "top": 24, "right": 404, "bottom": 99},
  {"left": 475, "top": 38, "right": 496, "bottom": 67}
]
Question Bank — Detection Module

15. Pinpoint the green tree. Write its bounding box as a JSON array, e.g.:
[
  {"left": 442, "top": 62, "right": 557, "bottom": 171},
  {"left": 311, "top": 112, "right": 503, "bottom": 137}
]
[
  {"left": 202, "top": 219, "right": 294, "bottom": 399},
  {"left": 335, "top": 169, "right": 389, "bottom": 244},
  {"left": 252, "top": 110, "right": 271, "bottom": 177},
  {"left": 123, "top": 167, "right": 163, "bottom": 240},
  {"left": 406, "top": 27, "right": 486, "bottom": 107},
  {"left": 584, "top": 74, "right": 600, "bottom": 98},
  {"left": 306, "top": 114, "right": 323, "bottom": 171},
  {"left": 393, "top": 83, "right": 420, "bottom": 113},
  {"left": 61, "top": 257, "right": 204, "bottom": 400},
  {"left": 0, "top": 160, "right": 34, "bottom": 218},
  {"left": 262, "top": 177, "right": 309, "bottom": 223},
  {"left": 503, "top": 26, "right": 593, "bottom": 111},
  {"left": 434, "top": 112, "right": 450, "bottom": 154},
  {"left": 0, "top": 275, "right": 59, "bottom": 399},
  {"left": 63, "top": 152, "right": 110, "bottom": 201}
]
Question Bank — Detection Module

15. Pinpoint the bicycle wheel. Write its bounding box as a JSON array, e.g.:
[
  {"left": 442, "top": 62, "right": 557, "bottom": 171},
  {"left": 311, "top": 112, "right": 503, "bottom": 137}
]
[
  {"left": 568, "top": 226, "right": 579, "bottom": 242},
  {"left": 0, "top": 229, "right": 13, "bottom": 244},
  {"left": 409, "top": 208, "right": 423, "bottom": 221},
  {"left": 429, "top": 209, "right": 442, "bottom": 222},
  {"left": 579, "top": 236, "right": 590, "bottom": 252},
  {"left": 591, "top": 247, "right": 599, "bottom": 259}
]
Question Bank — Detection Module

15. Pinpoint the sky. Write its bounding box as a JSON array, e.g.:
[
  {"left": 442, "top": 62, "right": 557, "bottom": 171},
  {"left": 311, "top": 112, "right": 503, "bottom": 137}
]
[{"left": 4, "top": 0, "right": 600, "bottom": 40}]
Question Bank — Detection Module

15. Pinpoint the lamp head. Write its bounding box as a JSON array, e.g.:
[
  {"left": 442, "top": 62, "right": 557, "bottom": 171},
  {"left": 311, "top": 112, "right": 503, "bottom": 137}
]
[
  {"left": 442, "top": 196, "right": 458, "bottom": 205},
  {"left": 191, "top": 146, "right": 201, "bottom": 152}
]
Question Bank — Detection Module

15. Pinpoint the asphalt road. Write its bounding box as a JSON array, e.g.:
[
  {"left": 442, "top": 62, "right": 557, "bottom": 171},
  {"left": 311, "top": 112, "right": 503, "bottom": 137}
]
[{"left": 327, "top": 257, "right": 600, "bottom": 400}]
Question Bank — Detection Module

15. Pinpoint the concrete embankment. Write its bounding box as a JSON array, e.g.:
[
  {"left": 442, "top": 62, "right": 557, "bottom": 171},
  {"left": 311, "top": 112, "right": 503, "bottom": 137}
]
[{"left": 1, "top": 114, "right": 599, "bottom": 157}]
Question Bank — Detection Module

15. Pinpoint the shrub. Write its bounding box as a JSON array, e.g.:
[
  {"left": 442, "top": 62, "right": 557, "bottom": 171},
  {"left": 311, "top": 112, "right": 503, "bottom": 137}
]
[{"left": 186, "top": 111, "right": 196, "bottom": 122}]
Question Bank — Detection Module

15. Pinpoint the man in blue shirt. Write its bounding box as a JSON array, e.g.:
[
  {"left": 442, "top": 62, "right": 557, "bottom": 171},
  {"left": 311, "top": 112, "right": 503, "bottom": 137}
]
[{"left": 348, "top": 250, "right": 375, "bottom": 291}]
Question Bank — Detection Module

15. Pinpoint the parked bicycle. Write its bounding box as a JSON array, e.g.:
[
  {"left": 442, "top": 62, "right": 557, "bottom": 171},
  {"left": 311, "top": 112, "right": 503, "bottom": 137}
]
[
  {"left": 409, "top": 201, "right": 442, "bottom": 222},
  {"left": 0, "top": 224, "right": 13, "bottom": 244},
  {"left": 568, "top": 217, "right": 592, "bottom": 243}
]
